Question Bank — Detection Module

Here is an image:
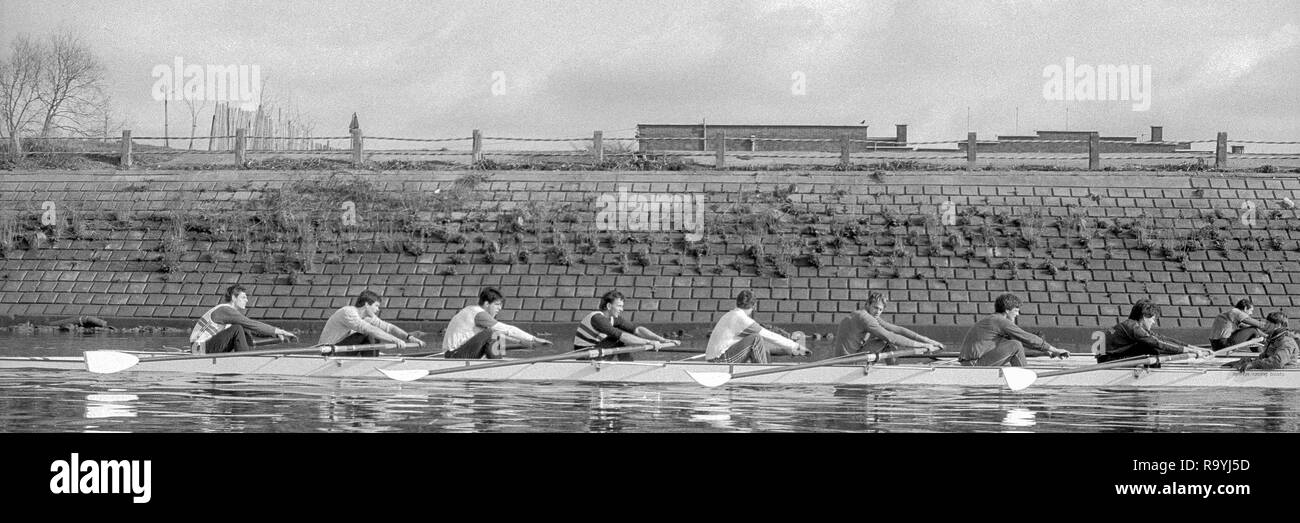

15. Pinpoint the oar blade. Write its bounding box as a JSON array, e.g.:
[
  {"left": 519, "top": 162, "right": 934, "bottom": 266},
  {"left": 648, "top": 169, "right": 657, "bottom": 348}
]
[
  {"left": 687, "top": 371, "right": 731, "bottom": 388},
  {"left": 378, "top": 368, "right": 431, "bottom": 382},
  {"left": 85, "top": 351, "right": 140, "bottom": 374},
  {"left": 1002, "top": 367, "right": 1037, "bottom": 391}
]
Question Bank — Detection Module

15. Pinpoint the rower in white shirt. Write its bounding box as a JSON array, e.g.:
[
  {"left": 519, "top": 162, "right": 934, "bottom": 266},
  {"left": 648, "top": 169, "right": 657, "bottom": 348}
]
[
  {"left": 443, "top": 287, "right": 552, "bottom": 359},
  {"left": 706, "top": 290, "right": 810, "bottom": 363}
]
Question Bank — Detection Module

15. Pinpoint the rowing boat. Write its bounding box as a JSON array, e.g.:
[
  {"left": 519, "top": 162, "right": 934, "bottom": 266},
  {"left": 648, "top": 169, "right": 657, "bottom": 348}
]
[{"left": 0, "top": 351, "right": 1294, "bottom": 388}]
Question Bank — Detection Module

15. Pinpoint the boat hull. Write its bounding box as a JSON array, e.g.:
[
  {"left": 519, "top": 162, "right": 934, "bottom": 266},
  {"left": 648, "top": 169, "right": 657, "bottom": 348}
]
[{"left": 1, "top": 354, "right": 1296, "bottom": 388}]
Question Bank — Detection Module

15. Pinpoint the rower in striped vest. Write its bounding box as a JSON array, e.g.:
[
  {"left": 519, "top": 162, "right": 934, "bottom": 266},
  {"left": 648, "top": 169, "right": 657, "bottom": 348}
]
[
  {"left": 573, "top": 290, "right": 677, "bottom": 361},
  {"left": 443, "top": 287, "right": 552, "bottom": 359},
  {"left": 190, "top": 285, "right": 297, "bottom": 354}
]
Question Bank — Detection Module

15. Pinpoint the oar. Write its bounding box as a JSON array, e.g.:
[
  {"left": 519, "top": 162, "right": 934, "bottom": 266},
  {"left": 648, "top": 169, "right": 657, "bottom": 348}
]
[
  {"left": 687, "top": 346, "right": 940, "bottom": 388},
  {"left": 85, "top": 342, "right": 401, "bottom": 374},
  {"left": 1002, "top": 338, "right": 1263, "bottom": 391},
  {"left": 379, "top": 341, "right": 675, "bottom": 382}
]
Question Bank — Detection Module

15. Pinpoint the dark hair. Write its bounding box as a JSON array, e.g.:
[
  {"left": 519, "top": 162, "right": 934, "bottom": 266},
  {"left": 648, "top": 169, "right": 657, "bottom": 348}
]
[
  {"left": 1266, "top": 311, "right": 1288, "bottom": 329},
  {"left": 224, "top": 284, "right": 247, "bottom": 302},
  {"left": 355, "top": 290, "right": 382, "bottom": 307},
  {"left": 866, "top": 291, "right": 887, "bottom": 307},
  {"left": 600, "top": 290, "right": 625, "bottom": 310},
  {"left": 736, "top": 290, "right": 756, "bottom": 309},
  {"left": 1235, "top": 298, "right": 1254, "bottom": 311},
  {"left": 994, "top": 294, "right": 1022, "bottom": 313},
  {"left": 1128, "top": 299, "right": 1161, "bottom": 320},
  {"left": 478, "top": 287, "right": 503, "bottom": 306}
]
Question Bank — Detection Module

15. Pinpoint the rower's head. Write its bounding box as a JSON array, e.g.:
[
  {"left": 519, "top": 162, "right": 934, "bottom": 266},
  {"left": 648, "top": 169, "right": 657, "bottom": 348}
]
[
  {"left": 355, "top": 290, "right": 383, "bottom": 317},
  {"left": 994, "top": 294, "right": 1022, "bottom": 321},
  {"left": 600, "top": 290, "right": 626, "bottom": 318},
  {"left": 736, "top": 290, "right": 757, "bottom": 312},
  {"left": 1265, "top": 311, "right": 1288, "bottom": 332},
  {"left": 479, "top": 287, "right": 504, "bottom": 317},
  {"left": 1128, "top": 299, "right": 1160, "bottom": 328},
  {"left": 224, "top": 285, "right": 249, "bottom": 309},
  {"left": 865, "top": 291, "right": 887, "bottom": 318},
  {"left": 1235, "top": 298, "right": 1254, "bottom": 315}
]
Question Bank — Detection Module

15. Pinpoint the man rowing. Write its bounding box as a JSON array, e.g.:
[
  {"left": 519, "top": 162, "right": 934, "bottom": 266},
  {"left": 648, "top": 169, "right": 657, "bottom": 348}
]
[
  {"left": 1227, "top": 312, "right": 1296, "bottom": 372},
  {"left": 318, "top": 290, "right": 424, "bottom": 356},
  {"left": 832, "top": 291, "right": 943, "bottom": 360},
  {"left": 1101, "top": 299, "right": 1211, "bottom": 363},
  {"left": 1208, "top": 298, "right": 1267, "bottom": 351},
  {"left": 959, "top": 293, "right": 1069, "bottom": 366},
  {"left": 443, "top": 287, "right": 552, "bottom": 359},
  {"left": 705, "top": 290, "right": 810, "bottom": 363},
  {"left": 573, "top": 290, "right": 677, "bottom": 361},
  {"left": 190, "top": 285, "right": 297, "bottom": 354}
]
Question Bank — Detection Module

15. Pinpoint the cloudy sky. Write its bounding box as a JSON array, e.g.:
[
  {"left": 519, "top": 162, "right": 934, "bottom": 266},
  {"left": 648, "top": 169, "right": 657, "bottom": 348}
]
[{"left": 2, "top": 0, "right": 1297, "bottom": 147}]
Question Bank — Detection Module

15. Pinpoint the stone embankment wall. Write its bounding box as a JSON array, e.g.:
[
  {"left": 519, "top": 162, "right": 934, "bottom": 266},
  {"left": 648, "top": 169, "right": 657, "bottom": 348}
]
[{"left": 2, "top": 169, "right": 1299, "bottom": 345}]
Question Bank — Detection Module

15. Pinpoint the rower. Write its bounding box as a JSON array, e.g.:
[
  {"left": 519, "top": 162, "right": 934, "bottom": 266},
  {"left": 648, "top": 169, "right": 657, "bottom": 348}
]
[
  {"left": 705, "top": 290, "right": 810, "bottom": 363},
  {"left": 1227, "top": 312, "right": 1297, "bottom": 372},
  {"left": 573, "top": 290, "right": 677, "bottom": 361},
  {"left": 832, "top": 291, "right": 943, "bottom": 360},
  {"left": 318, "top": 290, "right": 424, "bottom": 356},
  {"left": 443, "top": 287, "right": 552, "bottom": 359},
  {"left": 1101, "top": 299, "right": 1211, "bottom": 364},
  {"left": 958, "top": 293, "right": 1069, "bottom": 366},
  {"left": 190, "top": 285, "right": 297, "bottom": 354},
  {"left": 1208, "top": 298, "right": 1267, "bottom": 352}
]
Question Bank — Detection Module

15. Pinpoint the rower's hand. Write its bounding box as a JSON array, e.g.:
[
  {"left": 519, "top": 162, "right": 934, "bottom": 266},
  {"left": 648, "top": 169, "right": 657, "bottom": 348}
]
[
  {"left": 926, "top": 340, "right": 946, "bottom": 351},
  {"left": 393, "top": 340, "right": 409, "bottom": 350},
  {"left": 668, "top": 339, "right": 682, "bottom": 347},
  {"left": 532, "top": 338, "right": 553, "bottom": 347},
  {"left": 1047, "top": 347, "right": 1070, "bottom": 359},
  {"left": 274, "top": 329, "right": 297, "bottom": 342},
  {"left": 792, "top": 346, "right": 812, "bottom": 357},
  {"left": 1186, "top": 347, "right": 1212, "bottom": 359},
  {"left": 408, "top": 336, "right": 426, "bottom": 348}
]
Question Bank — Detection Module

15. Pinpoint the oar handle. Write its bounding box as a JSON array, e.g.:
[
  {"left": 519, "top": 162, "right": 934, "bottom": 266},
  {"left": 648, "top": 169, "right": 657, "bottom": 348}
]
[
  {"left": 117, "top": 342, "right": 400, "bottom": 365},
  {"left": 1035, "top": 339, "right": 1259, "bottom": 379}
]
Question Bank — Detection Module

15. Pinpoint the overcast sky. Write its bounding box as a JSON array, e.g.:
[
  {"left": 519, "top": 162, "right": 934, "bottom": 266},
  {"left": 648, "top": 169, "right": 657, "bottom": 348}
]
[{"left": 2, "top": 0, "right": 1297, "bottom": 147}]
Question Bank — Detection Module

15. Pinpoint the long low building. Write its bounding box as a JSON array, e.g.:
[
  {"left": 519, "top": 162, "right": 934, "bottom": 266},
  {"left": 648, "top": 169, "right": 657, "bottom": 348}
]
[
  {"left": 637, "top": 123, "right": 912, "bottom": 153},
  {"left": 956, "top": 126, "right": 1194, "bottom": 153}
]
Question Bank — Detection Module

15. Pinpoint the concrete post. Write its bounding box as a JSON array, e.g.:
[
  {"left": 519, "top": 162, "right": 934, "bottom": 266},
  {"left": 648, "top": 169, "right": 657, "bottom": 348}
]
[
  {"left": 120, "top": 130, "right": 132, "bottom": 168},
  {"left": 895, "top": 124, "right": 908, "bottom": 145},
  {"left": 840, "top": 136, "right": 851, "bottom": 167},
  {"left": 1088, "top": 132, "right": 1100, "bottom": 170},
  {"left": 593, "top": 130, "right": 603, "bottom": 163},
  {"left": 350, "top": 127, "right": 363, "bottom": 166},
  {"left": 966, "top": 132, "right": 977, "bottom": 169},
  {"left": 472, "top": 129, "right": 483, "bottom": 163},
  {"left": 715, "top": 130, "right": 726, "bottom": 169},
  {"left": 235, "top": 128, "right": 247, "bottom": 167},
  {"left": 1215, "top": 132, "right": 1227, "bottom": 168}
]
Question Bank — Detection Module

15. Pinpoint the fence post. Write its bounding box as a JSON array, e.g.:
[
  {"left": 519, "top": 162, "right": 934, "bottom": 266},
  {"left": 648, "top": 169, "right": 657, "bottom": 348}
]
[
  {"left": 1088, "top": 132, "right": 1100, "bottom": 170},
  {"left": 235, "top": 128, "right": 247, "bottom": 167},
  {"left": 966, "top": 132, "right": 977, "bottom": 170},
  {"left": 120, "top": 130, "right": 132, "bottom": 168},
  {"left": 350, "top": 127, "right": 364, "bottom": 166},
  {"left": 593, "top": 130, "right": 603, "bottom": 164},
  {"left": 1215, "top": 132, "right": 1227, "bottom": 169},
  {"left": 472, "top": 129, "right": 483, "bottom": 163},
  {"left": 840, "top": 136, "right": 851, "bottom": 167},
  {"left": 715, "top": 130, "right": 726, "bottom": 169}
]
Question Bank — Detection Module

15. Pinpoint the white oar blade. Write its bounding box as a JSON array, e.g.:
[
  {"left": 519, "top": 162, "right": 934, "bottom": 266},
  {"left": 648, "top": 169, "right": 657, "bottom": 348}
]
[
  {"left": 686, "top": 371, "right": 731, "bottom": 388},
  {"left": 1002, "top": 367, "right": 1037, "bottom": 392},
  {"left": 379, "top": 368, "right": 430, "bottom": 382},
  {"left": 85, "top": 351, "right": 140, "bottom": 374}
]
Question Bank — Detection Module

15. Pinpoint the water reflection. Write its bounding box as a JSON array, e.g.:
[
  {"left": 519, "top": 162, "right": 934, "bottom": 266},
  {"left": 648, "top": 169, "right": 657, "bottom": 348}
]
[
  {"left": 85, "top": 393, "right": 138, "bottom": 419},
  {"left": 1000, "top": 408, "right": 1036, "bottom": 431}
]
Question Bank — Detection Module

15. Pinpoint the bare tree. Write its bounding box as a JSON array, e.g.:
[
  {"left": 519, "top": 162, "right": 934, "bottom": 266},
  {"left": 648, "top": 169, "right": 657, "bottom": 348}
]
[
  {"left": 184, "top": 97, "right": 205, "bottom": 150},
  {"left": 36, "top": 31, "right": 106, "bottom": 138},
  {"left": 0, "top": 35, "right": 44, "bottom": 156}
]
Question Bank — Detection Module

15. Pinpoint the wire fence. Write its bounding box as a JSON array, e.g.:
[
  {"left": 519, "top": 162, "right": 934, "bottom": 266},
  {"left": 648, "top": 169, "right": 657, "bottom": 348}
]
[{"left": 3, "top": 128, "right": 1298, "bottom": 171}]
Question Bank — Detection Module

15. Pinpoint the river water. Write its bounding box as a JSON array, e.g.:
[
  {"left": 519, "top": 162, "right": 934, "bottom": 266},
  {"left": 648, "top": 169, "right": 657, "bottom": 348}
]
[{"left": 0, "top": 332, "right": 1296, "bottom": 433}]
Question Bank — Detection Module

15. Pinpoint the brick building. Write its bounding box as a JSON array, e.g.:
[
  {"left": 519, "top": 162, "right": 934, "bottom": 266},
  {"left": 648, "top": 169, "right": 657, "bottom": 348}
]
[
  {"left": 956, "top": 126, "right": 1193, "bottom": 153},
  {"left": 637, "top": 123, "right": 911, "bottom": 153}
]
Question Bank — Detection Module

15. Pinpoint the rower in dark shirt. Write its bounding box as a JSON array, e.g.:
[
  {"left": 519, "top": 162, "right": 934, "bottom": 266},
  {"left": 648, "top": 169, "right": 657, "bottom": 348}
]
[{"left": 1101, "top": 299, "right": 1211, "bottom": 363}]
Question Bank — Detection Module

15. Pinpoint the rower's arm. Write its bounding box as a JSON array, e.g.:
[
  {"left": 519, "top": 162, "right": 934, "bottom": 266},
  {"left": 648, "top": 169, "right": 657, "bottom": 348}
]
[
  {"left": 633, "top": 326, "right": 671, "bottom": 344},
  {"left": 865, "top": 317, "right": 929, "bottom": 348}
]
